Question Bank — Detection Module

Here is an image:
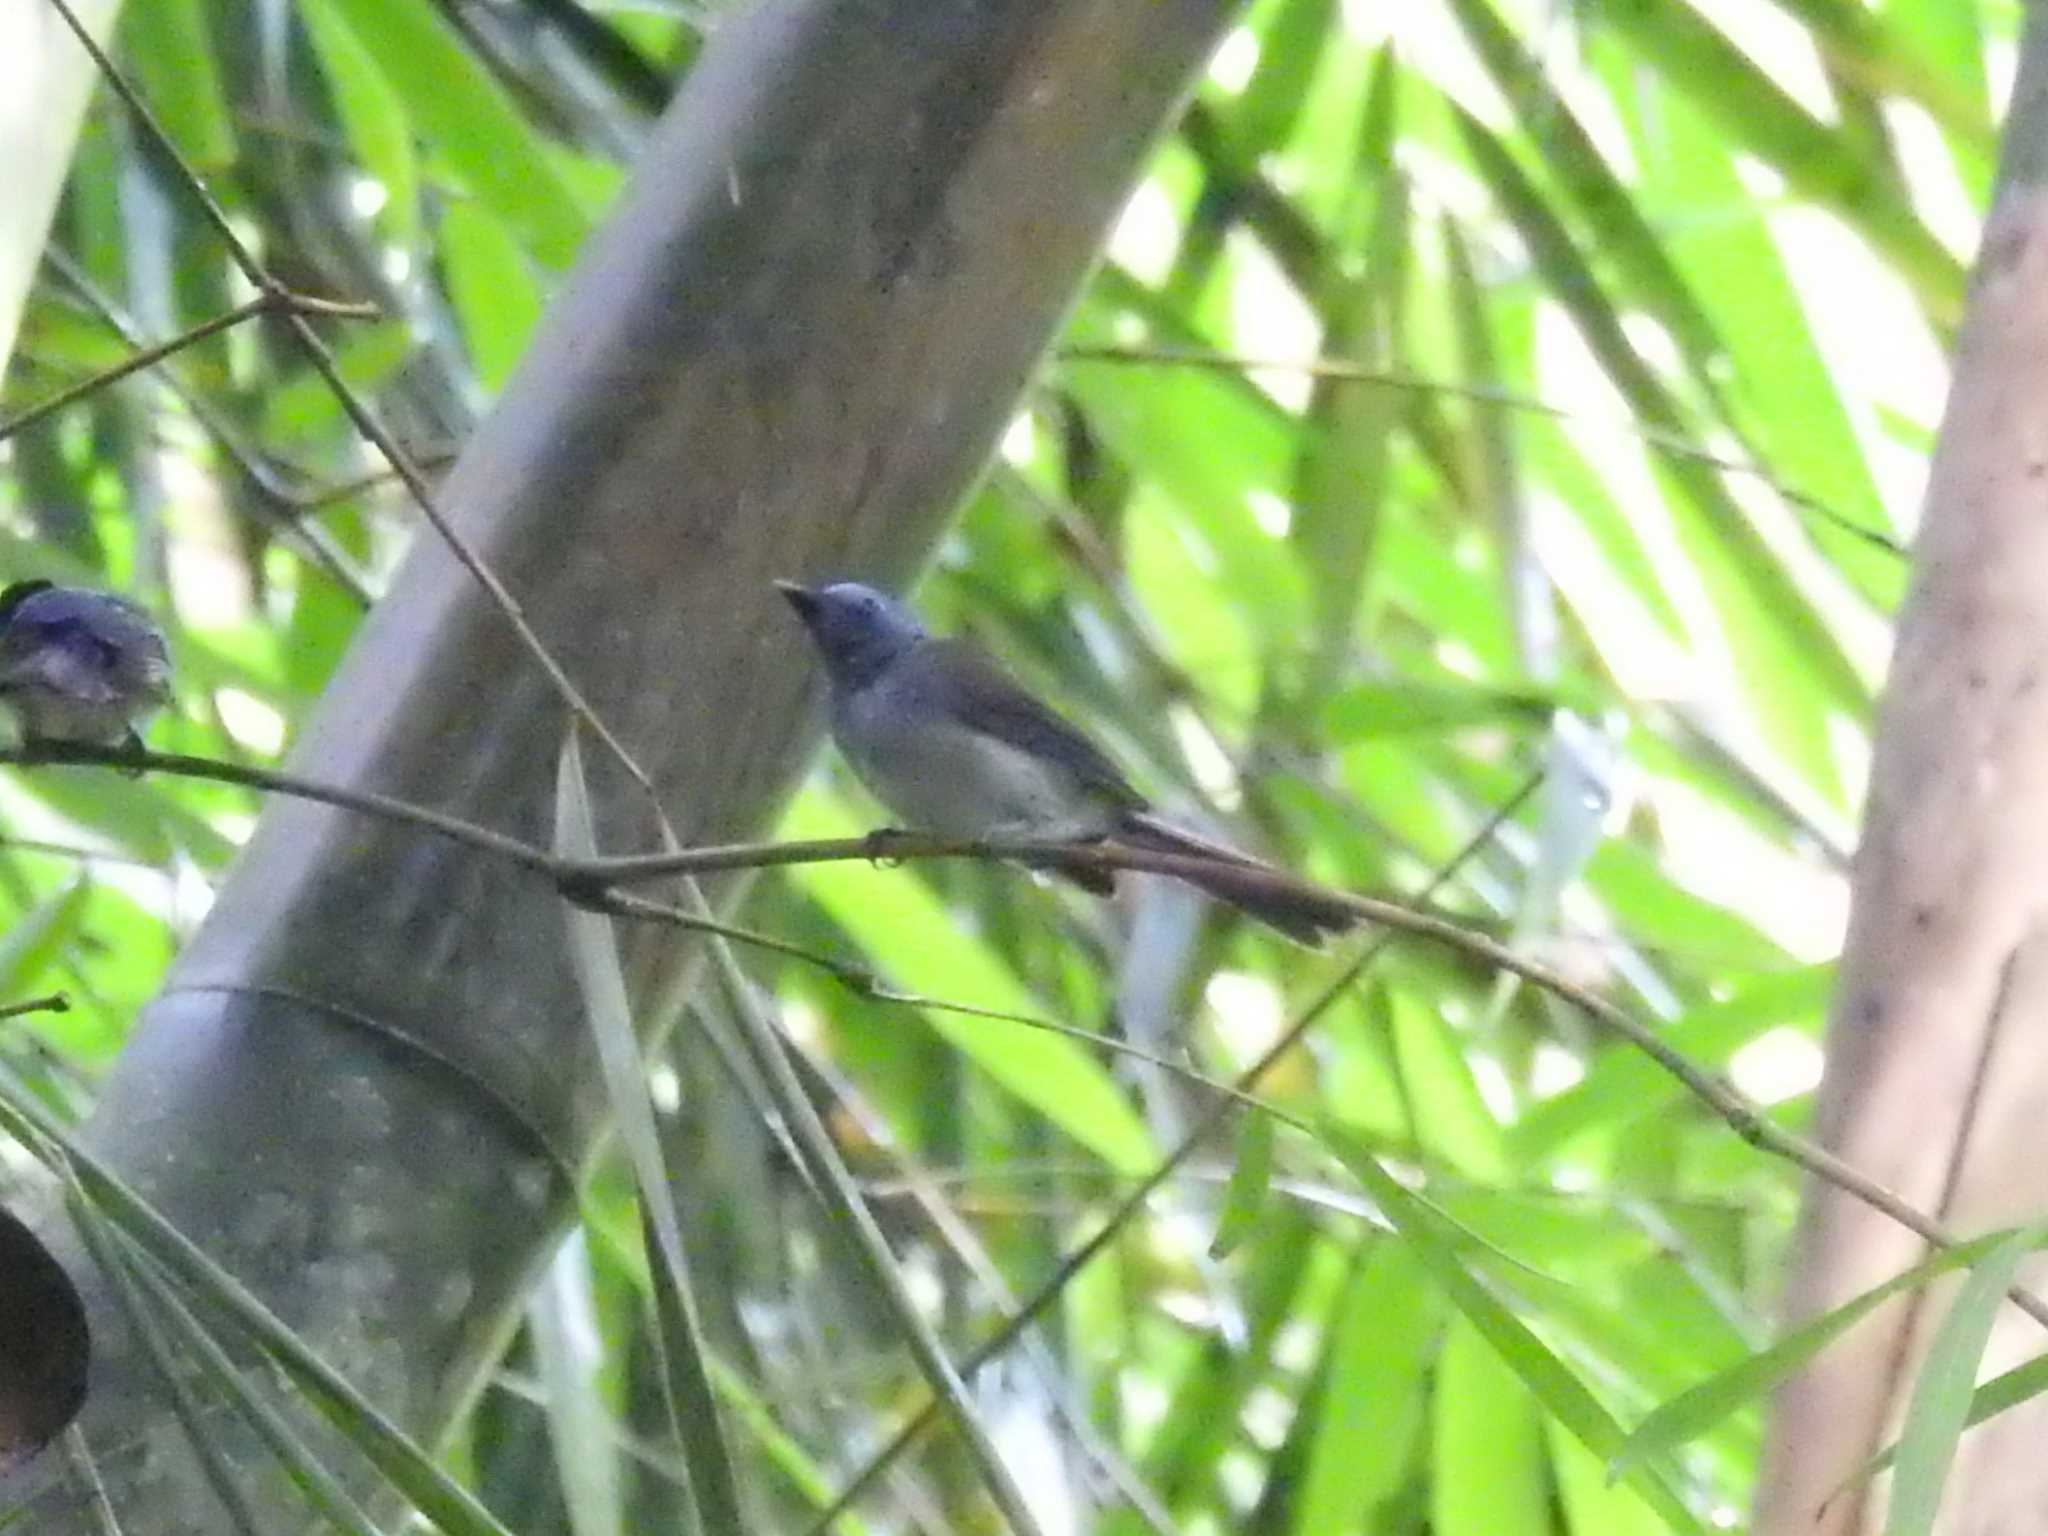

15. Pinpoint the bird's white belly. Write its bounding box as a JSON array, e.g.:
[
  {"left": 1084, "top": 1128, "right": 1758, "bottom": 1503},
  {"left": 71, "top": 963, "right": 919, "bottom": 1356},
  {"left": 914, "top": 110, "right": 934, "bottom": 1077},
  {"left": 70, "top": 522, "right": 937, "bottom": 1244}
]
[
  {"left": 842, "top": 714, "right": 1109, "bottom": 839},
  {"left": 4, "top": 686, "right": 139, "bottom": 746}
]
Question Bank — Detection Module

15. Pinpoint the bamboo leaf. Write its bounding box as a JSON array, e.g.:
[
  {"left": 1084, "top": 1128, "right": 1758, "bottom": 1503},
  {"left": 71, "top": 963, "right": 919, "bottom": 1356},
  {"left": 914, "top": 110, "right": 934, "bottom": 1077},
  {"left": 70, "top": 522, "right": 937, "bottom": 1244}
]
[
  {"left": 1434, "top": 1316, "right": 1549, "bottom": 1536},
  {"left": 68, "top": 1195, "right": 270, "bottom": 1536},
  {"left": 1860, "top": 1344, "right": 2048, "bottom": 1489},
  {"left": 1210, "top": 1109, "right": 1275, "bottom": 1259},
  {"left": 1292, "top": 1239, "right": 1441, "bottom": 1531},
  {"left": 529, "top": 1233, "right": 624, "bottom": 1536},
  {"left": 441, "top": 205, "right": 544, "bottom": 391},
  {"left": 1883, "top": 1228, "right": 2043, "bottom": 1536},
  {"left": 1590, "top": 0, "right": 1966, "bottom": 324},
  {"left": 1444, "top": 0, "right": 1728, "bottom": 382},
  {"left": 119, "top": 0, "right": 237, "bottom": 169},
  {"left": 1322, "top": 679, "right": 1553, "bottom": 739},
  {"left": 0, "top": 1073, "right": 516, "bottom": 1536},
  {"left": 1322, "top": 1125, "right": 1710, "bottom": 1535},
  {"left": 1615, "top": 1225, "right": 2032, "bottom": 1474},
  {"left": 780, "top": 791, "right": 1155, "bottom": 1175},
  {"left": 1512, "top": 966, "right": 1831, "bottom": 1162},
  {"left": 311, "top": 0, "right": 592, "bottom": 267},
  {"left": 1233, "top": 0, "right": 1338, "bottom": 158},
  {"left": 1454, "top": 99, "right": 1869, "bottom": 800},
  {"left": 299, "top": 0, "right": 422, "bottom": 250},
  {"left": 555, "top": 732, "right": 745, "bottom": 1536},
  {"left": 1290, "top": 51, "right": 1403, "bottom": 703},
  {"left": 82, "top": 1207, "right": 387, "bottom": 1536}
]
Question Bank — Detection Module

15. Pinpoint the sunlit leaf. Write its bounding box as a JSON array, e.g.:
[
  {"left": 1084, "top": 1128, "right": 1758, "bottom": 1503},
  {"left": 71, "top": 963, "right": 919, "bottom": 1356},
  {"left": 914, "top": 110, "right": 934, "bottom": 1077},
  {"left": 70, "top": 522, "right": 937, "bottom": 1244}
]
[
  {"left": 1210, "top": 1109, "right": 1275, "bottom": 1258},
  {"left": 119, "top": 0, "right": 237, "bottom": 169},
  {"left": 1433, "top": 1316, "right": 1547, "bottom": 1536},
  {"left": 779, "top": 791, "right": 1155, "bottom": 1175},
  {"left": 1292, "top": 1238, "right": 1441, "bottom": 1531},
  {"left": 1590, "top": 0, "right": 1966, "bottom": 325},
  {"left": 1323, "top": 1125, "right": 1710, "bottom": 1534},
  {"left": 313, "top": 0, "right": 592, "bottom": 268},
  {"left": 300, "top": 0, "right": 422, "bottom": 250},
  {"left": 441, "top": 205, "right": 544, "bottom": 391}
]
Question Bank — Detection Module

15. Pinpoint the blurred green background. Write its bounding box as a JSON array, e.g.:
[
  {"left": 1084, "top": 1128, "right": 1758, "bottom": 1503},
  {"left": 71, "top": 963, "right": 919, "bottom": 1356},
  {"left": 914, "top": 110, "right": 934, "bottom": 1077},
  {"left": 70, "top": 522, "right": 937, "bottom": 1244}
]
[{"left": 0, "top": 0, "right": 2006, "bottom": 1530}]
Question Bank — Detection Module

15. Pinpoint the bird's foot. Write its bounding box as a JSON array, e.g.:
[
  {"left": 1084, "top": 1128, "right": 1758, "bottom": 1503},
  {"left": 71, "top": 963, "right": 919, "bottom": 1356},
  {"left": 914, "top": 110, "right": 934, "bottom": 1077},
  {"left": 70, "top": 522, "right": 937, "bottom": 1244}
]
[
  {"left": 116, "top": 731, "right": 149, "bottom": 779},
  {"left": 862, "top": 827, "right": 920, "bottom": 866}
]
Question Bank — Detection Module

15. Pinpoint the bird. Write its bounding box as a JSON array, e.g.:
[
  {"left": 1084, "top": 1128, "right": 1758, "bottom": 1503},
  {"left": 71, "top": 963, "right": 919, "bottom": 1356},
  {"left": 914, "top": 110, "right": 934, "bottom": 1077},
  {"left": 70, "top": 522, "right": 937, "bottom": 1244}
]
[
  {"left": 0, "top": 580, "right": 171, "bottom": 760},
  {"left": 776, "top": 579, "right": 1356, "bottom": 943}
]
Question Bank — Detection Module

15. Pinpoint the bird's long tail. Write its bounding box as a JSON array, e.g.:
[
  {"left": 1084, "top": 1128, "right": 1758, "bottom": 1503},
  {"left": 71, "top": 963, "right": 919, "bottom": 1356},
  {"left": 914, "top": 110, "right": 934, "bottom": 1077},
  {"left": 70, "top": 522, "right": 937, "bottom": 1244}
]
[{"left": 1111, "top": 812, "right": 1358, "bottom": 945}]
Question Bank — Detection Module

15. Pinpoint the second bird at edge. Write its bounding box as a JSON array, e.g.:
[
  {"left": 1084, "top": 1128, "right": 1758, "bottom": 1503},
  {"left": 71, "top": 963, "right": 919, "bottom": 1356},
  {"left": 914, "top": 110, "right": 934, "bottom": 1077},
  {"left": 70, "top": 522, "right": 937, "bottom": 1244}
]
[{"left": 0, "top": 580, "right": 170, "bottom": 761}]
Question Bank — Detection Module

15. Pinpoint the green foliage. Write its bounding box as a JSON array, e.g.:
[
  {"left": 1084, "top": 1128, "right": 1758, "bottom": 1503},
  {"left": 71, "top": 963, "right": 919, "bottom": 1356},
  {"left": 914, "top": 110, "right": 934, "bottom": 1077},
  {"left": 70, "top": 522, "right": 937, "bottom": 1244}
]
[{"left": 0, "top": 0, "right": 2023, "bottom": 1531}]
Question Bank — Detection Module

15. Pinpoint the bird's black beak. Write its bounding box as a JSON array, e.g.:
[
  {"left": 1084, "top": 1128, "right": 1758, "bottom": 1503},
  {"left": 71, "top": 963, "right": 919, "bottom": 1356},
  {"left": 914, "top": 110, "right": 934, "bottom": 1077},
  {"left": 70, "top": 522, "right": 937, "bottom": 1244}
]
[{"left": 774, "top": 579, "right": 821, "bottom": 628}]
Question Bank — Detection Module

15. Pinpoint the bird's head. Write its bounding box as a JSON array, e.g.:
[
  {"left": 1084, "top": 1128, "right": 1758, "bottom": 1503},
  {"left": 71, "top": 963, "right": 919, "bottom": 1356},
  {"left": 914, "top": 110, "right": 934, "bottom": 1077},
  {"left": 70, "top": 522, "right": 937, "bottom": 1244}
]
[{"left": 776, "top": 579, "right": 926, "bottom": 691}]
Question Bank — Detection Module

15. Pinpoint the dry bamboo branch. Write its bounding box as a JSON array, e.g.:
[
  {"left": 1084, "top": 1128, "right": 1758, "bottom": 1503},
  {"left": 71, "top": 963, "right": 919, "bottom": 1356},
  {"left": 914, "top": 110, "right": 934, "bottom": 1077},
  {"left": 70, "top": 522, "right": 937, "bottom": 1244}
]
[{"left": 8, "top": 740, "right": 2031, "bottom": 1339}]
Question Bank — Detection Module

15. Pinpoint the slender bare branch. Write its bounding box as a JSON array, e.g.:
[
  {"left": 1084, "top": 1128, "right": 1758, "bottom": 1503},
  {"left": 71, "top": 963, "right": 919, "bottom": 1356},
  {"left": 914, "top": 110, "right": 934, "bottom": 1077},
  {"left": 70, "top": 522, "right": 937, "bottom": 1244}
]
[
  {"left": 0, "top": 289, "right": 379, "bottom": 445},
  {"left": 593, "top": 885, "right": 1303, "bottom": 1126},
  {"left": 0, "top": 995, "right": 70, "bottom": 1021},
  {"left": 8, "top": 738, "right": 2026, "bottom": 1332},
  {"left": 40, "top": 0, "right": 667, "bottom": 809},
  {"left": 0, "top": 744, "right": 548, "bottom": 873},
  {"left": 34, "top": 251, "right": 380, "bottom": 604}
]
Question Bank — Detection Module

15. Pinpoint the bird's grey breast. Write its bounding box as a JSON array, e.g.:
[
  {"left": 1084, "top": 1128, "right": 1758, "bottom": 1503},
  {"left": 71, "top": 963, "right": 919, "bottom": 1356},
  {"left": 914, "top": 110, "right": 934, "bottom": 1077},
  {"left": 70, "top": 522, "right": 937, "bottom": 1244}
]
[{"left": 830, "top": 657, "right": 1118, "bottom": 839}]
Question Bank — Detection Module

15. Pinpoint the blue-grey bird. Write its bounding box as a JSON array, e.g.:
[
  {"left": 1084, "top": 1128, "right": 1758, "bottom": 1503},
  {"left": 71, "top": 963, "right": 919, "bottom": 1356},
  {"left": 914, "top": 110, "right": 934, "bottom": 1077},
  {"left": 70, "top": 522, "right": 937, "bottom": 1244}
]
[
  {"left": 777, "top": 580, "right": 1355, "bottom": 944},
  {"left": 0, "top": 581, "right": 171, "bottom": 757}
]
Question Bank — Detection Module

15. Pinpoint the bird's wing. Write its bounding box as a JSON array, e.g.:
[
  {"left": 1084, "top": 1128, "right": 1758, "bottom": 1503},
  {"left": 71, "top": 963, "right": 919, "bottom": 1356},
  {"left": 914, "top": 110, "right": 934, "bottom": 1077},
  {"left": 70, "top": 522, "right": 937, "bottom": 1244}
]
[
  {"left": 0, "top": 594, "right": 167, "bottom": 704},
  {"left": 913, "top": 640, "right": 1145, "bottom": 810},
  {"left": 0, "top": 638, "right": 122, "bottom": 703}
]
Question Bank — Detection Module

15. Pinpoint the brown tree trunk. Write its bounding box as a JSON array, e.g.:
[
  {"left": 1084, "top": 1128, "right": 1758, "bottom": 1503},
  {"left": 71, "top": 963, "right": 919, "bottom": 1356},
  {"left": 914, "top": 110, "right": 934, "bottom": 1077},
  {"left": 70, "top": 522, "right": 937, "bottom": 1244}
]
[
  {"left": 0, "top": 1, "right": 1241, "bottom": 1530},
  {"left": 1755, "top": 11, "right": 2048, "bottom": 1531}
]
